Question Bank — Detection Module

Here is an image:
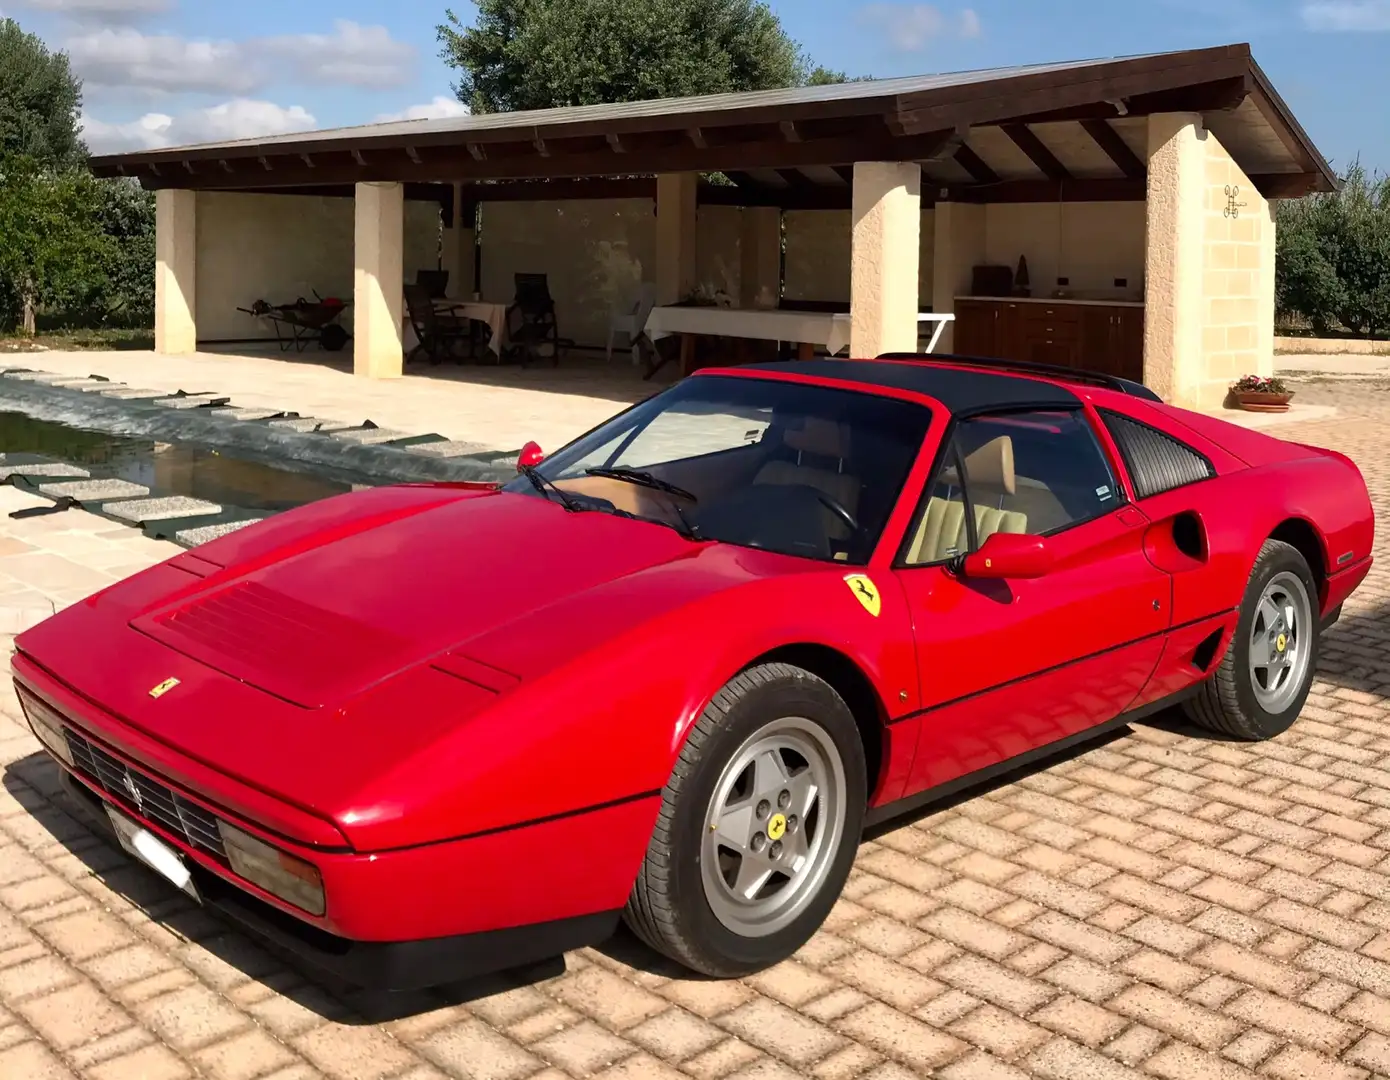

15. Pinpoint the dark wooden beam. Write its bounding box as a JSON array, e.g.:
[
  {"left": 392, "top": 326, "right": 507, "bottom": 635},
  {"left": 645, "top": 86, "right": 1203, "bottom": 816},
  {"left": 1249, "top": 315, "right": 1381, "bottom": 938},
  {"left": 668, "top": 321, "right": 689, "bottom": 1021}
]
[
  {"left": 136, "top": 127, "right": 964, "bottom": 190},
  {"left": 1247, "top": 86, "right": 1318, "bottom": 177},
  {"left": 1080, "top": 119, "right": 1145, "bottom": 180},
  {"left": 775, "top": 168, "right": 819, "bottom": 190},
  {"left": 1002, "top": 124, "right": 1070, "bottom": 181},
  {"left": 831, "top": 165, "right": 854, "bottom": 185},
  {"left": 953, "top": 144, "right": 999, "bottom": 184}
]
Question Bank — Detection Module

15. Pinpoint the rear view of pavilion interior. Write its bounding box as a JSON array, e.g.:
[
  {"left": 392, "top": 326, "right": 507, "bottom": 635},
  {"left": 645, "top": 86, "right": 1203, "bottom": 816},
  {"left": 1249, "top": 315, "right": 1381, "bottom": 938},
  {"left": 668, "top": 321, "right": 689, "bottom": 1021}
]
[{"left": 89, "top": 43, "right": 1336, "bottom": 411}]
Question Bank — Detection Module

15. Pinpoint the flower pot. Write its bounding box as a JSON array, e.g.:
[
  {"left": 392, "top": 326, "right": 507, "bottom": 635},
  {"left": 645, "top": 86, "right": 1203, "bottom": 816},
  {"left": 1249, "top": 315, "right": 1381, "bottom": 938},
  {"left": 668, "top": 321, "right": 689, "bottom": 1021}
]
[{"left": 1234, "top": 391, "right": 1293, "bottom": 413}]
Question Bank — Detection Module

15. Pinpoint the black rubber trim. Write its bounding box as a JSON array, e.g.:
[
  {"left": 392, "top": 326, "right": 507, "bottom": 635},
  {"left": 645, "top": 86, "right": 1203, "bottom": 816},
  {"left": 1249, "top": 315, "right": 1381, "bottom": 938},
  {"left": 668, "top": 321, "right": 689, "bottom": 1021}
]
[
  {"left": 865, "top": 683, "right": 1201, "bottom": 829},
  {"left": 887, "top": 608, "right": 1238, "bottom": 725},
  {"left": 1099, "top": 408, "right": 1217, "bottom": 501},
  {"left": 57, "top": 767, "right": 617, "bottom": 990}
]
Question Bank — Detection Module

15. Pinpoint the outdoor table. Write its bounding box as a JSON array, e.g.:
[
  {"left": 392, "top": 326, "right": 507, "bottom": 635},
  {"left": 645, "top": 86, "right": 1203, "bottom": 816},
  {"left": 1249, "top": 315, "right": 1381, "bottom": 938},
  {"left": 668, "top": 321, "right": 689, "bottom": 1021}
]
[
  {"left": 642, "top": 306, "right": 955, "bottom": 377},
  {"left": 434, "top": 299, "right": 509, "bottom": 355}
]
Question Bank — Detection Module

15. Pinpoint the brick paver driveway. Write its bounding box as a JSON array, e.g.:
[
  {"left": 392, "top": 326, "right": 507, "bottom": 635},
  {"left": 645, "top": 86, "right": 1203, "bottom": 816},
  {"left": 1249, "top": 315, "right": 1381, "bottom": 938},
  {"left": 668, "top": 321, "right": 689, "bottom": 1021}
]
[{"left": 3, "top": 379, "right": 1390, "bottom": 1080}]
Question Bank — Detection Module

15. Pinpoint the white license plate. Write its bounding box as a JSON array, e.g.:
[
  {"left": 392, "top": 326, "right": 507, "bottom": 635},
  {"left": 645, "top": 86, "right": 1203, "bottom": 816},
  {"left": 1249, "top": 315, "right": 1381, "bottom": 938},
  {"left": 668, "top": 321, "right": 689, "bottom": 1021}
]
[{"left": 105, "top": 805, "right": 201, "bottom": 902}]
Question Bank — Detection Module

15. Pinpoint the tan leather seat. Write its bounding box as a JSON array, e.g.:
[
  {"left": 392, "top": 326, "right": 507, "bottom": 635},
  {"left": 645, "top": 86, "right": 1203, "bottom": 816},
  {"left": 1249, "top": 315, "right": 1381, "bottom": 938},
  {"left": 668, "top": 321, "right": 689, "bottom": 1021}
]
[
  {"left": 907, "top": 436, "right": 1028, "bottom": 563},
  {"left": 753, "top": 418, "right": 860, "bottom": 533}
]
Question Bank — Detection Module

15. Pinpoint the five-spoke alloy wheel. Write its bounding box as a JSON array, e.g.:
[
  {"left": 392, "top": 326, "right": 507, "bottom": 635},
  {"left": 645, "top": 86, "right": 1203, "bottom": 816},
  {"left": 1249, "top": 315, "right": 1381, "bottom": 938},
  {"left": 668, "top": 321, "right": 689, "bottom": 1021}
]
[{"left": 625, "top": 663, "right": 866, "bottom": 977}]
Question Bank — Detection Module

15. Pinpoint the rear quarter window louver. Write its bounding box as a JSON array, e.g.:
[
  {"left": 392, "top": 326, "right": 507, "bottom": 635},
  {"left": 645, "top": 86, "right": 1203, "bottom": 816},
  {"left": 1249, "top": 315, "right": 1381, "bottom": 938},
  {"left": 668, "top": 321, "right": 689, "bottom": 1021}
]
[{"left": 1099, "top": 409, "right": 1217, "bottom": 500}]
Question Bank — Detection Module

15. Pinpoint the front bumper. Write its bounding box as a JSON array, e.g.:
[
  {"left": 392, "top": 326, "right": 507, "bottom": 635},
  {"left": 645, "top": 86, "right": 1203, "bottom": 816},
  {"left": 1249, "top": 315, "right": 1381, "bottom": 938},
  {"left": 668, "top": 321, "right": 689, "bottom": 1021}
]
[{"left": 56, "top": 768, "right": 619, "bottom": 989}]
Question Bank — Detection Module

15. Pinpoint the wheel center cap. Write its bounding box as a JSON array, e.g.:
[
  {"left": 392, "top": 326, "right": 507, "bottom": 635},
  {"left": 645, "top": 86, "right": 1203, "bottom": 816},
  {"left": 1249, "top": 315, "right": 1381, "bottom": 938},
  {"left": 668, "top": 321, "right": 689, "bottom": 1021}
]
[
  {"left": 1276, "top": 633, "right": 1288, "bottom": 653},
  {"left": 767, "top": 813, "right": 787, "bottom": 842}
]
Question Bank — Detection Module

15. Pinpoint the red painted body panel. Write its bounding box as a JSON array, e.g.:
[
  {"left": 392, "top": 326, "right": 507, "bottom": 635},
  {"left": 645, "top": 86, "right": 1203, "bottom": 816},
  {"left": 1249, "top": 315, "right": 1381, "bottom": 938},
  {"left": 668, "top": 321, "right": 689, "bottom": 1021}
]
[{"left": 10, "top": 359, "right": 1375, "bottom": 960}]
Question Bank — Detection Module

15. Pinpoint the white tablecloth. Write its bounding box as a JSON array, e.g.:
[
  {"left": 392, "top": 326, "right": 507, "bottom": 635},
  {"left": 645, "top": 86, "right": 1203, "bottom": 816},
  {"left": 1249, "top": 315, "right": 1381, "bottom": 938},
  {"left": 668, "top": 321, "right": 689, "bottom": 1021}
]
[
  {"left": 643, "top": 307, "right": 955, "bottom": 356},
  {"left": 437, "top": 299, "right": 508, "bottom": 355}
]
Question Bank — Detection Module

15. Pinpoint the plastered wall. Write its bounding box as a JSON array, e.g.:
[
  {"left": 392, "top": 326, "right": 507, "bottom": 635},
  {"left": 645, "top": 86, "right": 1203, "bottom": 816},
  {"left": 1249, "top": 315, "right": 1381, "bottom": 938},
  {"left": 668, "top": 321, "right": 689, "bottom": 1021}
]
[
  {"left": 783, "top": 210, "right": 936, "bottom": 307},
  {"left": 194, "top": 191, "right": 440, "bottom": 341}
]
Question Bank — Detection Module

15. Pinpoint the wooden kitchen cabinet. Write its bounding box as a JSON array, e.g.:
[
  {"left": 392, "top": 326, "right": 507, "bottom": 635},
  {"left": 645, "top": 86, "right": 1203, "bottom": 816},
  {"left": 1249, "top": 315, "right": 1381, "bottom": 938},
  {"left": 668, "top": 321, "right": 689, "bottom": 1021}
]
[{"left": 951, "top": 298, "right": 1144, "bottom": 382}]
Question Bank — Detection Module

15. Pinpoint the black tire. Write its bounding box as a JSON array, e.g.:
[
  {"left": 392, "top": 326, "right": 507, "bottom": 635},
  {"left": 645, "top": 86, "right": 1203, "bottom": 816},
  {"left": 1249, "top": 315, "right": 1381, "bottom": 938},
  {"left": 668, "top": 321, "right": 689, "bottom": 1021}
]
[
  {"left": 623, "top": 663, "right": 867, "bottom": 977},
  {"left": 1183, "top": 538, "right": 1320, "bottom": 740}
]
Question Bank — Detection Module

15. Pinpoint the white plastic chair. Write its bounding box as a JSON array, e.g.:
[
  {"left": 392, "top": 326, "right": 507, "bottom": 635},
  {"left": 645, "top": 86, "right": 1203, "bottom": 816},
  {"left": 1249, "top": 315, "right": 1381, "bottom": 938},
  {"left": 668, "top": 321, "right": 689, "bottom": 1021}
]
[{"left": 607, "top": 283, "right": 657, "bottom": 363}]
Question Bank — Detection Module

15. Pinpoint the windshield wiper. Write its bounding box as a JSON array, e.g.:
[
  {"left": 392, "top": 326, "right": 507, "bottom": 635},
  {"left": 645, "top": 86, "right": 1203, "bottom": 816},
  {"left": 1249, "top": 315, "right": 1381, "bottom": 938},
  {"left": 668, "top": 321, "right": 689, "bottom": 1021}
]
[
  {"left": 519, "top": 464, "right": 579, "bottom": 512},
  {"left": 584, "top": 466, "right": 702, "bottom": 540}
]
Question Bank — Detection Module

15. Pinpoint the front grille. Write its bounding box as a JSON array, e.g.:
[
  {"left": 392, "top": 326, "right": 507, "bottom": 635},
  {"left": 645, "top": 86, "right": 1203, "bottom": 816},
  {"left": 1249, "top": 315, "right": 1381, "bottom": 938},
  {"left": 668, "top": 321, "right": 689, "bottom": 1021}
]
[{"left": 63, "top": 729, "right": 227, "bottom": 860}]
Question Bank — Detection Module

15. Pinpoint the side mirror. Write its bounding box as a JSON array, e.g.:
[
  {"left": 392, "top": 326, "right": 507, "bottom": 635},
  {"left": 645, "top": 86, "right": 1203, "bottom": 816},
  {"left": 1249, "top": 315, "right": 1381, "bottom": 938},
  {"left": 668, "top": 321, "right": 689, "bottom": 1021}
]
[
  {"left": 960, "top": 532, "right": 1051, "bottom": 580},
  {"left": 517, "top": 441, "right": 545, "bottom": 470}
]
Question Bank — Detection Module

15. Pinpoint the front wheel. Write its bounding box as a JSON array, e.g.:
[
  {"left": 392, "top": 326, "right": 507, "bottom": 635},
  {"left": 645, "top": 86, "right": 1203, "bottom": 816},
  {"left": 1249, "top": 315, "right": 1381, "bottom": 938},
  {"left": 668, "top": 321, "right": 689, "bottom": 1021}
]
[
  {"left": 623, "top": 663, "right": 866, "bottom": 977},
  {"left": 1183, "top": 538, "right": 1320, "bottom": 740}
]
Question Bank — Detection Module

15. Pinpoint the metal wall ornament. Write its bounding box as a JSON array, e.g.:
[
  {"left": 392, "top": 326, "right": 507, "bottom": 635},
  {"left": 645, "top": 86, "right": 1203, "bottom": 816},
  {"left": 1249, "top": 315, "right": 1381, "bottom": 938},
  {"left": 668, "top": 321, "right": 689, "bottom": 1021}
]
[{"left": 1224, "top": 184, "right": 1248, "bottom": 220}]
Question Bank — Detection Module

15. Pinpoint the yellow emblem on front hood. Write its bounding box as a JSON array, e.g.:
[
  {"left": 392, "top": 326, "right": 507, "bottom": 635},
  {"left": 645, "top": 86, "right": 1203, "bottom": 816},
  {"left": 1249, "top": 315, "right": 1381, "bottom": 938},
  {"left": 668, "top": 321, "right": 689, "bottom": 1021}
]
[{"left": 149, "top": 677, "right": 180, "bottom": 699}]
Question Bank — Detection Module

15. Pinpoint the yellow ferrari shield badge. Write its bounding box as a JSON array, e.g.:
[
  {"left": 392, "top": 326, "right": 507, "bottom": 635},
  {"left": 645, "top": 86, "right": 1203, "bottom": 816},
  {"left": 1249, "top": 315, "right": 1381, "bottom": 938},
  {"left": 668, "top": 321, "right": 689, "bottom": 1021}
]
[
  {"left": 148, "top": 677, "right": 180, "bottom": 699},
  {"left": 1276, "top": 633, "right": 1287, "bottom": 653},
  {"left": 844, "top": 574, "right": 881, "bottom": 617},
  {"left": 767, "top": 813, "right": 787, "bottom": 841}
]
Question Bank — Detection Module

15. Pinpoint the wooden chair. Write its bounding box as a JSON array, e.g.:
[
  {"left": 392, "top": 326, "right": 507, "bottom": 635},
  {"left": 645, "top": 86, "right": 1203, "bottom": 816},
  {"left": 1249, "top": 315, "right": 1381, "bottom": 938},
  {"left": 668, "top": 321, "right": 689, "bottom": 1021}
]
[
  {"left": 415, "top": 269, "right": 449, "bottom": 299},
  {"left": 505, "top": 273, "right": 573, "bottom": 367},
  {"left": 404, "top": 284, "right": 471, "bottom": 366}
]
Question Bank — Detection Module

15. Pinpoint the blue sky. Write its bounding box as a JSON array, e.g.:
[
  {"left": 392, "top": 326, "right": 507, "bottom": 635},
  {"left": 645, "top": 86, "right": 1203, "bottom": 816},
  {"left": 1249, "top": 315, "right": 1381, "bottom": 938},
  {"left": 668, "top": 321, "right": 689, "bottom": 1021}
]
[{"left": 7, "top": 0, "right": 1387, "bottom": 172}]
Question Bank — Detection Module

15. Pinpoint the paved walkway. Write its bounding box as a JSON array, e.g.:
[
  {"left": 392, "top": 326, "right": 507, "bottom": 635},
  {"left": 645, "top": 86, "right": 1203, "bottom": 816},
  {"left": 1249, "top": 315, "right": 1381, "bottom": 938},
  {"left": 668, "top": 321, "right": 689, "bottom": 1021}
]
[
  {"left": 0, "top": 378, "right": 1389, "bottom": 1078},
  {"left": 22, "top": 348, "right": 678, "bottom": 457}
]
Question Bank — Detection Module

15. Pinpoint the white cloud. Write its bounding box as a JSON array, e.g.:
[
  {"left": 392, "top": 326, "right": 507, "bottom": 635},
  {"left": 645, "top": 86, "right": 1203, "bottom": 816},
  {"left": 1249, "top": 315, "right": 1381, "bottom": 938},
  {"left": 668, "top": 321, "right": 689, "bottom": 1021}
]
[
  {"left": 65, "top": 19, "right": 415, "bottom": 98},
  {"left": 374, "top": 96, "right": 471, "bottom": 123},
  {"left": 263, "top": 21, "right": 415, "bottom": 90},
  {"left": 81, "top": 99, "right": 317, "bottom": 154},
  {"left": 858, "top": 4, "right": 982, "bottom": 51},
  {"left": 1301, "top": 0, "right": 1390, "bottom": 29},
  {"left": 11, "top": 0, "right": 170, "bottom": 21}
]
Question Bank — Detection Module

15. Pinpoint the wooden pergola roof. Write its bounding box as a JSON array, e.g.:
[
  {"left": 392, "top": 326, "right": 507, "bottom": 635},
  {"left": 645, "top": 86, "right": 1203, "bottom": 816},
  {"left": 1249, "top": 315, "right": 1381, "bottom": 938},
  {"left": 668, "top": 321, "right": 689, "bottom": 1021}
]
[{"left": 89, "top": 44, "right": 1336, "bottom": 210}]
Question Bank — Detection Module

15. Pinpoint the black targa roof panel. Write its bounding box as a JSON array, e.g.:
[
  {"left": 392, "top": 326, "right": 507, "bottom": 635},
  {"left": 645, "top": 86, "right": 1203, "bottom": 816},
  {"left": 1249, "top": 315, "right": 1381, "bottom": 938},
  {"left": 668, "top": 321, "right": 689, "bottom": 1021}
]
[{"left": 733, "top": 359, "right": 1084, "bottom": 414}]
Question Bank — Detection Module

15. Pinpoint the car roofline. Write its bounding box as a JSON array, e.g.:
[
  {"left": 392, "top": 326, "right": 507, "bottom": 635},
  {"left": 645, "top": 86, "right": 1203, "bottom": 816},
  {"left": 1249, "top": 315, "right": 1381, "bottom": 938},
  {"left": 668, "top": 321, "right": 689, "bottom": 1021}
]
[{"left": 874, "top": 352, "right": 1163, "bottom": 402}]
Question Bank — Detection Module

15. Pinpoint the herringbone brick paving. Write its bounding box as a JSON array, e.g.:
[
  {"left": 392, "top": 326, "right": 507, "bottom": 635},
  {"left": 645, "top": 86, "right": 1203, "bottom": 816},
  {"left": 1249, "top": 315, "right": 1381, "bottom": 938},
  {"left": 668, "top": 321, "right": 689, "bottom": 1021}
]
[{"left": 2, "top": 378, "right": 1390, "bottom": 1078}]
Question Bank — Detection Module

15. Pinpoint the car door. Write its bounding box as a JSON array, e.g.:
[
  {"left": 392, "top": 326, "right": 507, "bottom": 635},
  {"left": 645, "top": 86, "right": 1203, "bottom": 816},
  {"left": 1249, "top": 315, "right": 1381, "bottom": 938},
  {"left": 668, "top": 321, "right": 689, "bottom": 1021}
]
[{"left": 891, "top": 406, "right": 1173, "bottom": 796}]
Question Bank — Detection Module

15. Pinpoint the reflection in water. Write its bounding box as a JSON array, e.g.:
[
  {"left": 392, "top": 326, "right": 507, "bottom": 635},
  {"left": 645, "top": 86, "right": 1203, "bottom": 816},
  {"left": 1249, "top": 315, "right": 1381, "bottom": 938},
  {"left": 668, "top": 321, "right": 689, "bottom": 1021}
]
[{"left": 0, "top": 411, "right": 356, "bottom": 513}]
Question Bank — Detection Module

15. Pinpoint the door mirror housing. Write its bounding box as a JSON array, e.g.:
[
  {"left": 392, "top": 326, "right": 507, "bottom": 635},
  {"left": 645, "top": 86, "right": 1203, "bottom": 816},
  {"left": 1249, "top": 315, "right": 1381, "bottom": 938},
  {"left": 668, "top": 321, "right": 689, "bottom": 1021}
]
[
  {"left": 517, "top": 441, "right": 545, "bottom": 470},
  {"left": 960, "top": 532, "right": 1051, "bottom": 580}
]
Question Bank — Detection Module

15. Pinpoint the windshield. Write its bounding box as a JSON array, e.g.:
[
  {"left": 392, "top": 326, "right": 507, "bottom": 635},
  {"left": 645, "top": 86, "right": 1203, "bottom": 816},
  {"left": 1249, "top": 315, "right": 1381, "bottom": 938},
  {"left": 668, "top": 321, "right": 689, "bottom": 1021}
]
[{"left": 501, "top": 374, "right": 934, "bottom": 564}]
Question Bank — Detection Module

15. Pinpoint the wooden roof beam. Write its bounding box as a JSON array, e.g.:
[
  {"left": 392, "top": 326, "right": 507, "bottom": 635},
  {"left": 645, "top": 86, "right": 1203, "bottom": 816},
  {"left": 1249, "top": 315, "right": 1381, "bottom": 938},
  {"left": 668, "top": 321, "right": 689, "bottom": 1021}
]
[
  {"left": 1080, "top": 119, "right": 1145, "bottom": 180},
  {"left": 1002, "top": 123, "right": 1070, "bottom": 181},
  {"left": 953, "top": 143, "right": 999, "bottom": 184}
]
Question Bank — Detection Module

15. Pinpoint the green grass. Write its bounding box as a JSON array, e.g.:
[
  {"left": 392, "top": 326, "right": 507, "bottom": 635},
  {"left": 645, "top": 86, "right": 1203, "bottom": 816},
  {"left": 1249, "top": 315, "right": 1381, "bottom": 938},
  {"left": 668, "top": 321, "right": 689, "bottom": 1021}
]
[{"left": 0, "top": 328, "right": 155, "bottom": 352}]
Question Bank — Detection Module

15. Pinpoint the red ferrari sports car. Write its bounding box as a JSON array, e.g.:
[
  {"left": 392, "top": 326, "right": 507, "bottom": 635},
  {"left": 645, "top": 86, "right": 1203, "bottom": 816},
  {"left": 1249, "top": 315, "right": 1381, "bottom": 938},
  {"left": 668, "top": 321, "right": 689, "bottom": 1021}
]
[{"left": 11, "top": 355, "right": 1373, "bottom": 990}]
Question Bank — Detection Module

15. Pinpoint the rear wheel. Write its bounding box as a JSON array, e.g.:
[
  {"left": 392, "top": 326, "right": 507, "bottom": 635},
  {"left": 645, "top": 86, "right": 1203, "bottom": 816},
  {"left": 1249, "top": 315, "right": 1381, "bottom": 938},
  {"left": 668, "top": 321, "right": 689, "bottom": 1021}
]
[
  {"left": 623, "top": 663, "right": 866, "bottom": 977},
  {"left": 1183, "top": 538, "right": 1319, "bottom": 740}
]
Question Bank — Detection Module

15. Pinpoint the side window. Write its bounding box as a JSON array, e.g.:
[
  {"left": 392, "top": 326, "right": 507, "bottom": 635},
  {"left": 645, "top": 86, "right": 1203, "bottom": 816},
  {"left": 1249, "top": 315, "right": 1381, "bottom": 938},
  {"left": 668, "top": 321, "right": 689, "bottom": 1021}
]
[{"left": 902, "top": 409, "right": 1120, "bottom": 566}]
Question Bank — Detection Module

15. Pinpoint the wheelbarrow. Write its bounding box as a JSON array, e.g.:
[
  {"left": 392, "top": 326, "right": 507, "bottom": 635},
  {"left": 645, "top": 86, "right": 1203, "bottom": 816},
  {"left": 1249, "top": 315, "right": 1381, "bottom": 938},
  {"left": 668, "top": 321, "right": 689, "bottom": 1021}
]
[{"left": 238, "top": 293, "right": 352, "bottom": 353}]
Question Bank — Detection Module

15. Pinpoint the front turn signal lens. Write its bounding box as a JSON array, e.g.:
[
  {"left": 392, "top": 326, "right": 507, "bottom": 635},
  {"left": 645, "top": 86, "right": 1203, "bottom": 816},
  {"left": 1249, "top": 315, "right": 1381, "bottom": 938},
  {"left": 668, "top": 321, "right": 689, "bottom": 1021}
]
[{"left": 216, "top": 820, "right": 325, "bottom": 917}]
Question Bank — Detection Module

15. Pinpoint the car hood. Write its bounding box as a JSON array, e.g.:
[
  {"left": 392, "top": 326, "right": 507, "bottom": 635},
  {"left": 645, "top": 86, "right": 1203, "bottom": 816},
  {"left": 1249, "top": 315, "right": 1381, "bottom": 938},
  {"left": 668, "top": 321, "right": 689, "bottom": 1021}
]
[{"left": 131, "top": 489, "right": 713, "bottom": 709}]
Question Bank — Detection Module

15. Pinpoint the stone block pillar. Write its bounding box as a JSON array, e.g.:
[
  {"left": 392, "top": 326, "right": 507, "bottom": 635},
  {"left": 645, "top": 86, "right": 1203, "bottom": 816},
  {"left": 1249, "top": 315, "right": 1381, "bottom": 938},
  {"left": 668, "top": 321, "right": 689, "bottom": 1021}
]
[
  {"left": 155, "top": 189, "right": 197, "bottom": 355},
  {"left": 850, "top": 162, "right": 921, "bottom": 358},
  {"left": 656, "top": 173, "right": 698, "bottom": 305},
  {"left": 354, "top": 181, "right": 405, "bottom": 379}
]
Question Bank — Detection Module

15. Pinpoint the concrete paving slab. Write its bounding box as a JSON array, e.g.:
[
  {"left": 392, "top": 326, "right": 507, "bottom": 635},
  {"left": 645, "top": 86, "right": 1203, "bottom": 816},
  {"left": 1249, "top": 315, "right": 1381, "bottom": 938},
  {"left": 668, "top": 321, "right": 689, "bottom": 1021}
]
[
  {"left": 207, "top": 406, "right": 284, "bottom": 421},
  {"left": 0, "top": 463, "right": 90, "bottom": 481},
  {"left": 404, "top": 438, "right": 496, "bottom": 458},
  {"left": 101, "top": 496, "right": 223, "bottom": 523},
  {"left": 329, "top": 427, "right": 413, "bottom": 445},
  {"left": 151, "top": 393, "right": 229, "bottom": 409},
  {"left": 267, "top": 416, "right": 351, "bottom": 432},
  {"left": 38, "top": 478, "right": 149, "bottom": 500},
  {"left": 97, "top": 386, "right": 164, "bottom": 399},
  {"left": 175, "top": 518, "right": 264, "bottom": 545}
]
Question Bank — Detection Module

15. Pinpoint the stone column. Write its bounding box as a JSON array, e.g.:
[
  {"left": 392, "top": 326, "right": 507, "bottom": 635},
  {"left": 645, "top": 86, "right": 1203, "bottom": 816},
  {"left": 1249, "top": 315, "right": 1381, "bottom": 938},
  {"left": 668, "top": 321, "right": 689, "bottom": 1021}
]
[
  {"left": 739, "top": 206, "right": 782, "bottom": 308},
  {"left": 154, "top": 189, "right": 197, "bottom": 355},
  {"left": 1143, "top": 112, "right": 1206, "bottom": 406},
  {"left": 655, "top": 173, "right": 698, "bottom": 305},
  {"left": 354, "top": 181, "right": 405, "bottom": 378},
  {"left": 850, "top": 162, "right": 921, "bottom": 358}
]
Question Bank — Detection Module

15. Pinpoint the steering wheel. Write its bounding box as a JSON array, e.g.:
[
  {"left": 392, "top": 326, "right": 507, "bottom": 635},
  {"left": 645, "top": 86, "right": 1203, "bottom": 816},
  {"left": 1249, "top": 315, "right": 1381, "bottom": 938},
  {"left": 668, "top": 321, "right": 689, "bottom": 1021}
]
[{"left": 813, "top": 490, "right": 860, "bottom": 534}]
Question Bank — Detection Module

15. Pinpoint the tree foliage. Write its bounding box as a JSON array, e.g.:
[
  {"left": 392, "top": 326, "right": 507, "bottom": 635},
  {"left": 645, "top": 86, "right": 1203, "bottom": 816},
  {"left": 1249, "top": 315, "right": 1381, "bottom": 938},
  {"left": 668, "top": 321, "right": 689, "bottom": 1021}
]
[
  {"left": 0, "top": 18, "right": 156, "bottom": 334},
  {"left": 438, "top": 0, "right": 853, "bottom": 112},
  {"left": 1277, "top": 162, "right": 1390, "bottom": 338},
  {"left": 0, "top": 18, "right": 85, "bottom": 168}
]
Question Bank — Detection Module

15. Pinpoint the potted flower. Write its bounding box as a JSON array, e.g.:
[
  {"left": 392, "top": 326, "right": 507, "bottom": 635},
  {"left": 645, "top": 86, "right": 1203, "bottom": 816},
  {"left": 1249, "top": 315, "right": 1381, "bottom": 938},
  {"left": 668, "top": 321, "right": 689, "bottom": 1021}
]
[{"left": 1230, "top": 374, "right": 1294, "bottom": 412}]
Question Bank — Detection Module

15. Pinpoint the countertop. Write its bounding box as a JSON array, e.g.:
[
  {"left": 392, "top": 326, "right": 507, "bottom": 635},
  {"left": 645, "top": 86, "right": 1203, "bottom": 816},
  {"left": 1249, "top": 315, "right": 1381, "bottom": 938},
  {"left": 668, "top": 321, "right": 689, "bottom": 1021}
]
[{"left": 956, "top": 295, "right": 1145, "bottom": 309}]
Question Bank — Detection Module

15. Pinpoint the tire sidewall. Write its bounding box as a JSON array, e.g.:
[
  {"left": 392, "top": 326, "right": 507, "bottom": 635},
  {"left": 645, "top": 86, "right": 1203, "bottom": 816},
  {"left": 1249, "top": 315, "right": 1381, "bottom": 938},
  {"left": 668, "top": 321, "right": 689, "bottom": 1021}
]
[
  {"left": 1229, "top": 544, "right": 1320, "bottom": 736},
  {"left": 668, "top": 671, "right": 867, "bottom": 972}
]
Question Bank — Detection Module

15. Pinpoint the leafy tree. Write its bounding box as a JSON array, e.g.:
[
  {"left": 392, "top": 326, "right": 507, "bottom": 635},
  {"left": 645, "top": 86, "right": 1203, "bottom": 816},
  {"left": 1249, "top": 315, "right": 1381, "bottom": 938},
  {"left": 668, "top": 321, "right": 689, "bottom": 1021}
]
[
  {"left": 1276, "top": 162, "right": 1390, "bottom": 338},
  {"left": 0, "top": 155, "right": 113, "bottom": 334},
  {"left": 439, "top": 0, "right": 835, "bottom": 112},
  {"left": 0, "top": 18, "right": 85, "bottom": 168}
]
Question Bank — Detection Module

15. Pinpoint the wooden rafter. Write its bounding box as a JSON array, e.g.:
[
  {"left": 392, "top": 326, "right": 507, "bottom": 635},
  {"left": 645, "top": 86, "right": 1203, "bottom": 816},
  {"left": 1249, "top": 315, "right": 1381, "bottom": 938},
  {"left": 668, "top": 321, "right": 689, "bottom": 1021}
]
[
  {"left": 953, "top": 144, "right": 999, "bottom": 184},
  {"left": 1001, "top": 124, "right": 1070, "bottom": 181},
  {"left": 1080, "top": 119, "right": 1145, "bottom": 180}
]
